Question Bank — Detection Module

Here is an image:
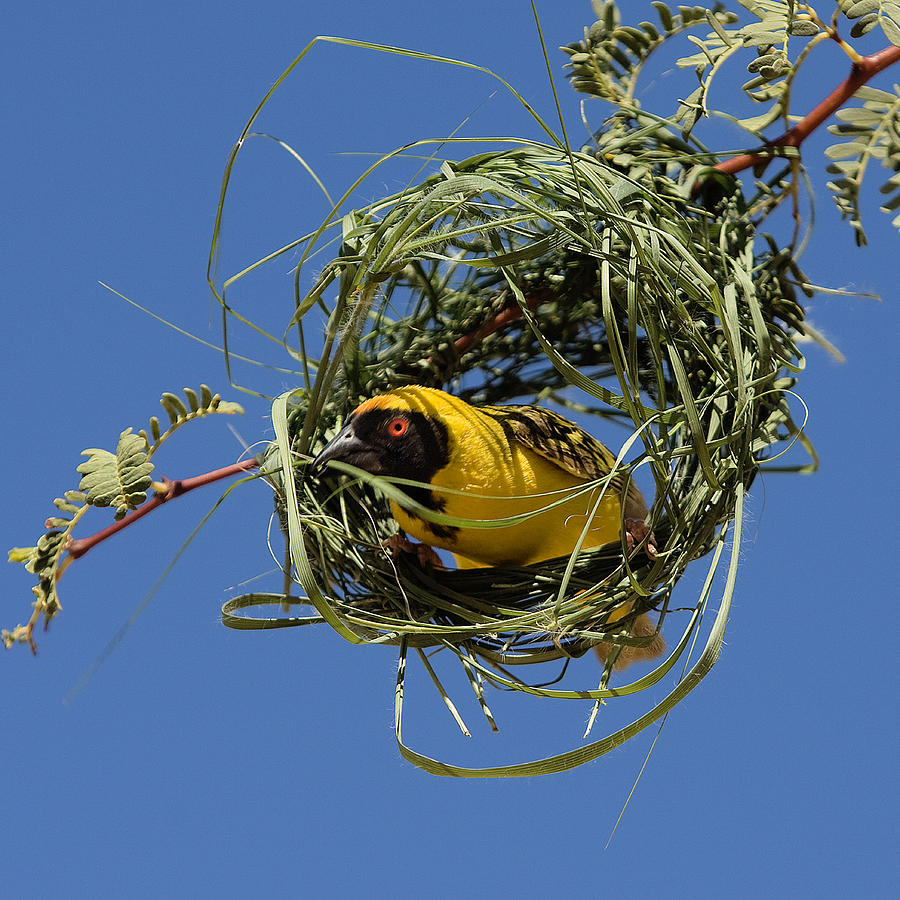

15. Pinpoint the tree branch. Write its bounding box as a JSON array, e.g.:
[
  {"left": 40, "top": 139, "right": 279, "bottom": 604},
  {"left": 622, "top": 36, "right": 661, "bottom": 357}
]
[
  {"left": 450, "top": 289, "right": 550, "bottom": 357},
  {"left": 64, "top": 458, "right": 260, "bottom": 562},
  {"left": 713, "top": 43, "right": 900, "bottom": 179}
]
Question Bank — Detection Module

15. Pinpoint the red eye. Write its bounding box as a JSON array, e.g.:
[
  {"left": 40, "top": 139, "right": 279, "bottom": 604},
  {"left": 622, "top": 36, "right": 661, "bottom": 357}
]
[{"left": 387, "top": 417, "right": 408, "bottom": 437}]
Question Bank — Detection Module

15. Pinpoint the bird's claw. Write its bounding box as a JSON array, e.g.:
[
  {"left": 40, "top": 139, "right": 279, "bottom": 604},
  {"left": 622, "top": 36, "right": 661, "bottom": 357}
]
[
  {"left": 382, "top": 533, "right": 445, "bottom": 569},
  {"left": 624, "top": 518, "right": 659, "bottom": 559}
]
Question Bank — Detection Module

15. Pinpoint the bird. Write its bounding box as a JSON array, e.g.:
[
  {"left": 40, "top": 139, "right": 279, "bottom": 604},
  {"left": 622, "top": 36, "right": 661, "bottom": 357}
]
[{"left": 312, "top": 385, "right": 663, "bottom": 668}]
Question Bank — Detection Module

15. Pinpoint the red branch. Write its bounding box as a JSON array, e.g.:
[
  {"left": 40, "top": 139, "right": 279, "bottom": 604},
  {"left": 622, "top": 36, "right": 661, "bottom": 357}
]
[
  {"left": 713, "top": 43, "right": 900, "bottom": 179},
  {"left": 65, "top": 458, "right": 260, "bottom": 562},
  {"left": 451, "top": 289, "right": 550, "bottom": 357}
]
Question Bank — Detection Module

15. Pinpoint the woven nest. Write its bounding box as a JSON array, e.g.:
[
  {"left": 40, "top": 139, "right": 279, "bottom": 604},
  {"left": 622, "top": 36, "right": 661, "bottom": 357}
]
[{"left": 222, "top": 131, "right": 814, "bottom": 772}]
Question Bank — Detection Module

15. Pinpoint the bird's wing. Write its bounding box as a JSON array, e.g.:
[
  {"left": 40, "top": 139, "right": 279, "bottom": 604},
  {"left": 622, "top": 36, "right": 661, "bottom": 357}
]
[{"left": 480, "top": 405, "right": 649, "bottom": 518}]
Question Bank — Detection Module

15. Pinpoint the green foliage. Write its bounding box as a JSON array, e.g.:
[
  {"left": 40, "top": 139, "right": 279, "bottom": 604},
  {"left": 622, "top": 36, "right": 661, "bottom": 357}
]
[
  {"left": 140, "top": 384, "right": 244, "bottom": 454},
  {"left": 4, "top": 386, "right": 243, "bottom": 650},
  {"left": 78, "top": 431, "right": 155, "bottom": 520},
  {"left": 826, "top": 84, "right": 900, "bottom": 243},
  {"left": 675, "top": 0, "right": 803, "bottom": 135},
  {"left": 561, "top": 1, "right": 735, "bottom": 109},
  {"left": 563, "top": 0, "right": 900, "bottom": 241},
  {"left": 838, "top": 0, "right": 900, "bottom": 45},
  {"left": 565, "top": 0, "right": 806, "bottom": 135}
]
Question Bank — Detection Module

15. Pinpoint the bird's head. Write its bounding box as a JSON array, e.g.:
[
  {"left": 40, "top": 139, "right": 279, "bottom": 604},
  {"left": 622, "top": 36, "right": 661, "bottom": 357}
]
[{"left": 311, "top": 387, "right": 452, "bottom": 485}]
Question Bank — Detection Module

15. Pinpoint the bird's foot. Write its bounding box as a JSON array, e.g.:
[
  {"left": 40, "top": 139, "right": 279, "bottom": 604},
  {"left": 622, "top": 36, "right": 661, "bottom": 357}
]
[
  {"left": 624, "top": 518, "right": 659, "bottom": 559},
  {"left": 382, "top": 533, "right": 444, "bottom": 569}
]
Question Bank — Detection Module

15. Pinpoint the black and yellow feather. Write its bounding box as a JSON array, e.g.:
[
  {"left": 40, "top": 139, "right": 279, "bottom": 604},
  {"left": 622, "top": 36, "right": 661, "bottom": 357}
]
[
  {"left": 314, "top": 386, "right": 651, "bottom": 564},
  {"left": 479, "top": 403, "right": 649, "bottom": 521}
]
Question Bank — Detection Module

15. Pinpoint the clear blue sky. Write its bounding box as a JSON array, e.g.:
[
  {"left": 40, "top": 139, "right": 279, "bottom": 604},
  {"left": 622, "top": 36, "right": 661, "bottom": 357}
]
[{"left": 3, "top": 2, "right": 898, "bottom": 897}]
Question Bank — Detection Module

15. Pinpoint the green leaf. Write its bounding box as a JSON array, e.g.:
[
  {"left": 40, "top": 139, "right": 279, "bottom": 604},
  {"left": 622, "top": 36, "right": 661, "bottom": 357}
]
[
  {"left": 22, "top": 530, "right": 67, "bottom": 577},
  {"left": 747, "top": 52, "right": 781, "bottom": 73},
  {"left": 139, "top": 385, "right": 244, "bottom": 456},
  {"left": 825, "top": 142, "right": 864, "bottom": 159},
  {"left": 838, "top": 0, "right": 900, "bottom": 45},
  {"left": 850, "top": 12, "right": 880, "bottom": 36},
  {"left": 842, "top": 0, "right": 880, "bottom": 16},
  {"left": 565, "top": 0, "right": 737, "bottom": 113},
  {"left": 651, "top": 0, "right": 674, "bottom": 32},
  {"left": 673, "top": 4, "right": 800, "bottom": 135},
  {"left": 826, "top": 83, "right": 900, "bottom": 242},
  {"left": 183, "top": 387, "right": 200, "bottom": 412},
  {"left": 883, "top": 8, "right": 900, "bottom": 44},
  {"left": 77, "top": 429, "right": 155, "bottom": 520},
  {"left": 161, "top": 392, "right": 189, "bottom": 424},
  {"left": 788, "top": 19, "right": 820, "bottom": 36},
  {"left": 8, "top": 547, "right": 35, "bottom": 564}
]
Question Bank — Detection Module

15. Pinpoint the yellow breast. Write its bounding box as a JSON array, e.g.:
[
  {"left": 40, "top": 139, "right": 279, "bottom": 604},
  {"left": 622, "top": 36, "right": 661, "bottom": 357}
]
[{"left": 386, "top": 392, "right": 623, "bottom": 568}]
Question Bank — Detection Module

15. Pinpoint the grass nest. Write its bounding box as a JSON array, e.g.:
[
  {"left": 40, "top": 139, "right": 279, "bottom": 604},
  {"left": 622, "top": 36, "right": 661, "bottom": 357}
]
[{"left": 219, "top": 123, "right": 815, "bottom": 775}]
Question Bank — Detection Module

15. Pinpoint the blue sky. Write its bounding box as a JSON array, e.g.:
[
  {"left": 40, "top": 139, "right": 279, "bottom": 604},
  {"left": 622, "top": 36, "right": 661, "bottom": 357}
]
[{"left": 3, "top": 2, "right": 898, "bottom": 897}]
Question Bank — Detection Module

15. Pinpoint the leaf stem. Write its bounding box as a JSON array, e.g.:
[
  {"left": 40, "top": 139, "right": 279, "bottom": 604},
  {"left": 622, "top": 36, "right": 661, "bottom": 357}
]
[
  {"left": 64, "top": 459, "right": 260, "bottom": 562},
  {"left": 713, "top": 43, "right": 900, "bottom": 178}
]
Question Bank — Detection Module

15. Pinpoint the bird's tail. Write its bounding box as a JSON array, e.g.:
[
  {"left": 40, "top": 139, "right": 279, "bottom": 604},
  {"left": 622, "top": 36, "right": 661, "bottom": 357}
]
[{"left": 594, "top": 611, "right": 665, "bottom": 670}]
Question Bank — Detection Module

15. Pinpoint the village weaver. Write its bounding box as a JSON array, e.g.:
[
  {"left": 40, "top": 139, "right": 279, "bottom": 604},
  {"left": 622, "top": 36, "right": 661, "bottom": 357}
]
[{"left": 312, "top": 386, "right": 664, "bottom": 668}]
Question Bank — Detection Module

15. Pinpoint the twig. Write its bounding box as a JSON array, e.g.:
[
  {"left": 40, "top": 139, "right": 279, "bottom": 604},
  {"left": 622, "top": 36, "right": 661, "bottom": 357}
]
[
  {"left": 64, "top": 459, "right": 260, "bottom": 562},
  {"left": 447, "top": 288, "right": 551, "bottom": 359}
]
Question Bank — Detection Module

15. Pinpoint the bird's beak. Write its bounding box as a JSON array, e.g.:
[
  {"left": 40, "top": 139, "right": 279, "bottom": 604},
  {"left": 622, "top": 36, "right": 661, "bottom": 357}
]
[{"left": 311, "top": 420, "right": 383, "bottom": 474}]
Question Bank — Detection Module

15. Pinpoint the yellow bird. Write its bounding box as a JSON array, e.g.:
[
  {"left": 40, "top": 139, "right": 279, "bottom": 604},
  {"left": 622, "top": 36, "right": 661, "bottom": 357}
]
[{"left": 312, "top": 386, "right": 663, "bottom": 668}]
